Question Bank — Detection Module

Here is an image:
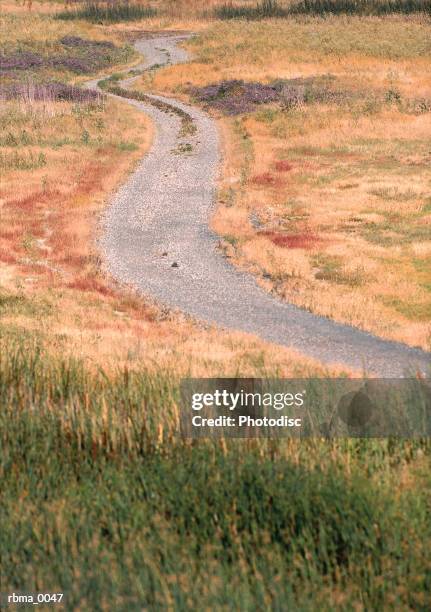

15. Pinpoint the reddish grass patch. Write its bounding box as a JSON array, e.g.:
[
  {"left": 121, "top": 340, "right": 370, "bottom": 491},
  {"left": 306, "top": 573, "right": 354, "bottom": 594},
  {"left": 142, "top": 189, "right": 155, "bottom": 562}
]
[
  {"left": 0, "top": 249, "right": 17, "bottom": 264},
  {"left": 274, "top": 160, "right": 292, "bottom": 172},
  {"left": 299, "top": 161, "right": 320, "bottom": 170},
  {"left": 67, "top": 277, "right": 116, "bottom": 297},
  {"left": 251, "top": 172, "right": 279, "bottom": 186},
  {"left": 49, "top": 228, "right": 77, "bottom": 255},
  {"left": 63, "top": 254, "right": 91, "bottom": 267},
  {"left": 259, "top": 230, "right": 320, "bottom": 249},
  {"left": 76, "top": 159, "right": 106, "bottom": 196},
  {"left": 26, "top": 220, "right": 45, "bottom": 235},
  {"left": 0, "top": 228, "right": 23, "bottom": 240},
  {"left": 7, "top": 189, "right": 61, "bottom": 211},
  {"left": 18, "top": 264, "right": 45, "bottom": 275},
  {"left": 128, "top": 305, "right": 156, "bottom": 322}
]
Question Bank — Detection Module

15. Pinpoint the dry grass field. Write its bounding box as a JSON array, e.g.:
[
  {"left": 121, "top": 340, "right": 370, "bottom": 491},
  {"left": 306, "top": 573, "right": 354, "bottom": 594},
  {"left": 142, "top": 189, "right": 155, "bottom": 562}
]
[
  {"left": 0, "top": 2, "right": 349, "bottom": 377},
  {"left": 139, "top": 16, "right": 431, "bottom": 350}
]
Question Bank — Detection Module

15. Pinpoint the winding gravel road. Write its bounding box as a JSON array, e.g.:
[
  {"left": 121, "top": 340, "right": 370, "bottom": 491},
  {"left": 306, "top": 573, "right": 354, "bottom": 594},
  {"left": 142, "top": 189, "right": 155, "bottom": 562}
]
[{"left": 87, "top": 34, "right": 430, "bottom": 377}]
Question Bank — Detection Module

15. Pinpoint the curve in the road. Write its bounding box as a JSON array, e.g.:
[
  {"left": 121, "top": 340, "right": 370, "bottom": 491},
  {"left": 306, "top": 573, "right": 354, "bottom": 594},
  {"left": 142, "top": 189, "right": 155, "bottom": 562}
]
[{"left": 87, "top": 34, "right": 430, "bottom": 377}]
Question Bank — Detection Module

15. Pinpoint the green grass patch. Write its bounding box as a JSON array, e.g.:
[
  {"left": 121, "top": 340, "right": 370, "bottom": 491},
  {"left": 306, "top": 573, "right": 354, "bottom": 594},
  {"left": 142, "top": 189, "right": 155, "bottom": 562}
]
[
  {"left": 368, "top": 186, "right": 420, "bottom": 202},
  {"left": 0, "top": 292, "right": 52, "bottom": 317},
  {"left": 312, "top": 253, "right": 365, "bottom": 287},
  {"left": 101, "top": 83, "right": 197, "bottom": 137},
  {"left": 413, "top": 257, "right": 431, "bottom": 293},
  {"left": 98, "top": 72, "right": 126, "bottom": 90},
  {"left": 421, "top": 197, "right": 431, "bottom": 215},
  {"left": 190, "top": 20, "right": 430, "bottom": 63},
  {"left": 362, "top": 220, "right": 431, "bottom": 247},
  {"left": 172, "top": 142, "right": 193, "bottom": 155},
  {"left": 381, "top": 296, "right": 431, "bottom": 321},
  {"left": 116, "top": 140, "right": 139, "bottom": 151}
]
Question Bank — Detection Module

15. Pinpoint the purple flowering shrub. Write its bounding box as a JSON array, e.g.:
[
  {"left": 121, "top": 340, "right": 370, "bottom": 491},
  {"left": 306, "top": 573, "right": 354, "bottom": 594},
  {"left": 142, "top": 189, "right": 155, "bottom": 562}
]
[
  {"left": 59, "top": 36, "right": 115, "bottom": 50},
  {"left": 0, "top": 52, "right": 44, "bottom": 71},
  {"left": 0, "top": 36, "right": 131, "bottom": 75},
  {"left": 189, "top": 76, "right": 357, "bottom": 115},
  {"left": 51, "top": 57, "right": 97, "bottom": 73},
  {"left": 189, "top": 80, "right": 279, "bottom": 115}
]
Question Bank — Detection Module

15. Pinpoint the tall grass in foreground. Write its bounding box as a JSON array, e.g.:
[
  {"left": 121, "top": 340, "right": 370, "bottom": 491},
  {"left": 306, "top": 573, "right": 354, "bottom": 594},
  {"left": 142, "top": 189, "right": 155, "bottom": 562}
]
[
  {"left": 56, "top": 1, "right": 157, "bottom": 23},
  {"left": 215, "top": 0, "right": 431, "bottom": 17},
  {"left": 1, "top": 338, "right": 430, "bottom": 608}
]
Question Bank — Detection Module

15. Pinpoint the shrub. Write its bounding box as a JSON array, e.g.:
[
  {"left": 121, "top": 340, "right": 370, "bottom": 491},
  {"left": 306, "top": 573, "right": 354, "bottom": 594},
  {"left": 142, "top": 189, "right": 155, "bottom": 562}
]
[
  {"left": 278, "top": 84, "right": 306, "bottom": 110},
  {"left": 189, "top": 79, "right": 279, "bottom": 114},
  {"left": 60, "top": 35, "right": 115, "bottom": 50},
  {"left": 190, "top": 77, "right": 353, "bottom": 115},
  {"left": 0, "top": 52, "right": 44, "bottom": 71}
]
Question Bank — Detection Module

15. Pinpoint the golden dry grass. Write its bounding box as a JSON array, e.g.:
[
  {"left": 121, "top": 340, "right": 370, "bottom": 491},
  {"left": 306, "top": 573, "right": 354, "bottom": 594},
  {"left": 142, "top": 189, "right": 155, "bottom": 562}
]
[
  {"left": 3, "top": 5, "right": 429, "bottom": 376},
  {"left": 142, "top": 17, "right": 431, "bottom": 350},
  {"left": 1, "top": 6, "right": 355, "bottom": 378},
  {"left": 0, "top": 91, "right": 344, "bottom": 376}
]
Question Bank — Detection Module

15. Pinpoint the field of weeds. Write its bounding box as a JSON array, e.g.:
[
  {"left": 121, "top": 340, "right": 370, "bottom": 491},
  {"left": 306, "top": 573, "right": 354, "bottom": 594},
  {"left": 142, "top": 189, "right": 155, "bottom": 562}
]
[{"left": 145, "top": 17, "right": 431, "bottom": 350}]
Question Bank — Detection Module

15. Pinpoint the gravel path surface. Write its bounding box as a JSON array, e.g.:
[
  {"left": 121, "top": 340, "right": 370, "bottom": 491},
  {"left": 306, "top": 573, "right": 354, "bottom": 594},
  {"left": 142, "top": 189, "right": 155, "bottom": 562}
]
[{"left": 87, "top": 34, "right": 430, "bottom": 377}]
